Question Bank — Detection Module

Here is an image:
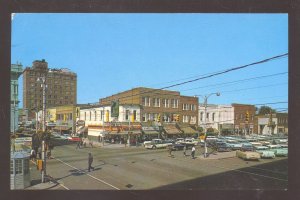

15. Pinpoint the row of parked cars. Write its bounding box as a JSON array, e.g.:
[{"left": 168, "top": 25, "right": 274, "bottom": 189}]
[
  {"left": 144, "top": 138, "right": 199, "bottom": 150},
  {"left": 146, "top": 135, "right": 288, "bottom": 161}
]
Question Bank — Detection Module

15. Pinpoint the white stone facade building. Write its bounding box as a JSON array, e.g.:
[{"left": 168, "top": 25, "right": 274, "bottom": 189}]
[
  {"left": 198, "top": 104, "right": 234, "bottom": 134},
  {"left": 79, "top": 104, "right": 141, "bottom": 126}
]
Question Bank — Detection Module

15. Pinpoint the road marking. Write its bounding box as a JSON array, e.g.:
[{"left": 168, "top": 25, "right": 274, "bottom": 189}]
[
  {"left": 57, "top": 181, "right": 70, "bottom": 190},
  {"left": 54, "top": 158, "right": 120, "bottom": 190},
  {"left": 30, "top": 159, "right": 70, "bottom": 190}
]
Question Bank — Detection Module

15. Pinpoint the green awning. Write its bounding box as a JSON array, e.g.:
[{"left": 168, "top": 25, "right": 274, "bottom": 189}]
[{"left": 178, "top": 126, "right": 198, "bottom": 134}]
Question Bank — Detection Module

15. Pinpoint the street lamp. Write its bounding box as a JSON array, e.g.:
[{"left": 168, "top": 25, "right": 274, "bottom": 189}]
[
  {"left": 195, "top": 92, "right": 220, "bottom": 158},
  {"left": 37, "top": 76, "right": 47, "bottom": 183}
]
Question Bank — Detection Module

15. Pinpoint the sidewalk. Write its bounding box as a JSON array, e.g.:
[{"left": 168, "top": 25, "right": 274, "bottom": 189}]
[
  {"left": 197, "top": 151, "right": 236, "bottom": 160},
  {"left": 91, "top": 141, "right": 143, "bottom": 149}
]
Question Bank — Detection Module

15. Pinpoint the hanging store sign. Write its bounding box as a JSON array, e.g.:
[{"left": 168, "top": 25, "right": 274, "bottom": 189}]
[
  {"left": 111, "top": 100, "right": 119, "bottom": 117},
  {"left": 76, "top": 120, "right": 85, "bottom": 126}
]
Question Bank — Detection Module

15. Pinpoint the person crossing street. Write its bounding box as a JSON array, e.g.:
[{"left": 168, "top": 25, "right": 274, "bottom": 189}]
[
  {"left": 88, "top": 153, "right": 95, "bottom": 172},
  {"left": 191, "top": 146, "right": 196, "bottom": 159}
]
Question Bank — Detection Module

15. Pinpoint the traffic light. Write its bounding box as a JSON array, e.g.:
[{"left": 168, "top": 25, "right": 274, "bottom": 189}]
[
  {"left": 175, "top": 114, "right": 180, "bottom": 122},
  {"left": 37, "top": 159, "right": 43, "bottom": 171},
  {"left": 157, "top": 114, "right": 161, "bottom": 122},
  {"left": 131, "top": 114, "right": 135, "bottom": 122},
  {"left": 245, "top": 111, "right": 250, "bottom": 122}
]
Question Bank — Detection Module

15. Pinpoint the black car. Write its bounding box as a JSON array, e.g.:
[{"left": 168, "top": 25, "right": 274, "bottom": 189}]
[{"left": 172, "top": 143, "right": 185, "bottom": 150}]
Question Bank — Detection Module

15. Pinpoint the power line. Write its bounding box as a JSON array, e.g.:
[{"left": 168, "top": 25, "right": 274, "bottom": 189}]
[
  {"left": 78, "top": 53, "right": 288, "bottom": 107},
  {"left": 100, "top": 53, "right": 288, "bottom": 104},
  {"left": 181, "top": 72, "right": 287, "bottom": 92},
  {"left": 217, "top": 82, "right": 287, "bottom": 94},
  {"left": 160, "top": 53, "right": 288, "bottom": 90}
]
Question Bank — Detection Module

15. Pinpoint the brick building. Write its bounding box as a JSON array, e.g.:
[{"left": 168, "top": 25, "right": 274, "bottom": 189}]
[
  {"left": 99, "top": 87, "right": 199, "bottom": 125},
  {"left": 232, "top": 103, "right": 256, "bottom": 135},
  {"left": 23, "top": 59, "right": 77, "bottom": 120}
]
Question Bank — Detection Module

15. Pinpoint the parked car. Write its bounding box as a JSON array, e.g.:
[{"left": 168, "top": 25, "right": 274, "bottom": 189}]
[
  {"left": 254, "top": 146, "right": 275, "bottom": 159},
  {"left": 236, "top": 150, "right": 261, "bottom": 160},
  {"left": 240, "top": 143, "right": 254, "bottom": 152},
  {"left": 226, "top": 140, "right": 243, "bottom": 150},
  {"left": 215, "top": 142, "right": 232, "bottom": 152},
  {"left": 206, "top": 135, "right": 218, "bottom": 141},
  {"left": 145, "top": 139, "right": 173, "bottom": 149},
  {"left": 68, "top": 136, "right": 81, "bottom": 142},
  {"left": 143, "top": 140, "right": 152, "bottom": 147},
  {"left": 249, "top": 142, "right": 262, "bottom": 147},
  {"left": 175, "top": 138, "right": 185, "bottom": 144},
  {"left": 179, "top": 138, "right": 198, "bottom": 149},
  {"left": 267, "top": 145, "right": 288, "bottom": 157}
]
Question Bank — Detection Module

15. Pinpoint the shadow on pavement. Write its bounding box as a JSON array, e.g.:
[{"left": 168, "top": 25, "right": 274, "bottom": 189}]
[{"left": 152, "top": 158, "right": 288, "bottom": 190}]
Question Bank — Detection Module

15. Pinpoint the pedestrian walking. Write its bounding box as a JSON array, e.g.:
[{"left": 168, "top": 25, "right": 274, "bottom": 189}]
[
  {"left": 183, "top": 145, "right": 187, "bottom": 156},
  {"left": 88, "top": 153, "right": 94, "bottom": 172},
  {"left": 191, "top": 146, "right": 196, "bottom": 159},
  {"left": 30, "top": 149, "right": 36, "bottom": 161},
  {"left": 89, "top": 140, "right": 94, "bottom": 148},
  {"left": 168, "top": 145, "right": 173, "bottom": 157},
  {"left": 76, "top": 141, "right": 81, "bottom": 149}
]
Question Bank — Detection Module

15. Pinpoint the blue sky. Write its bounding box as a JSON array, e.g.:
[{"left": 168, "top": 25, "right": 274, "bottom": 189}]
[{"left": 12, "top": 14, "right": 288, "bottom": 111}]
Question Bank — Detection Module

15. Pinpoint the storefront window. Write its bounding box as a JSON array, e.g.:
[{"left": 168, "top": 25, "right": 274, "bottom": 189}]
[
  {"left": 15, "top": 159, "right": 22, "bottom": 174},
  {"left": 10, "top": 160, "right": 14, "bottom": 174}
]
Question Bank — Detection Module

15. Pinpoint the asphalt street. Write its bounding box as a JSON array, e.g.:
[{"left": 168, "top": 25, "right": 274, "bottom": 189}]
[{"left": 29, "top": 142, "right": 288, "bottom": 190}]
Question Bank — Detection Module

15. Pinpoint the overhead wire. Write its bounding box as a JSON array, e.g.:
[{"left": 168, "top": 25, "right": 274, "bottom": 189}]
[
  {"left": 78, "top": 53, "right": 288, "bottom": 118},
  {"left": 97, "top": 53, "right": 288, "bottom": 105}
]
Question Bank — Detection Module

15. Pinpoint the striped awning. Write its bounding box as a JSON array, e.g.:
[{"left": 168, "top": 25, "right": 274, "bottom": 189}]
[
  {"left": 163, "top": 125, "right": 182, "bottom": 135},
  {"left": 53, "top": 126, "right": 71, "bottom": 131},
  {"left": 143, "top": 130, "right": 160, "bottom": 135},
  {"left": 109, "top": 131, "right": 142, "bottom": 135}
]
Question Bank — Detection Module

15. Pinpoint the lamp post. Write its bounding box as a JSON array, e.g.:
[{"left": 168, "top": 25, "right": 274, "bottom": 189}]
[
  {"left": 196, "top": 92, "right": 220, "bottom": 158},
  {"left": 102, "top": 107, "right": 105, "bottom": 146},
  {"left": 37, "top": 76, "right": 47, "bottom": 183}
]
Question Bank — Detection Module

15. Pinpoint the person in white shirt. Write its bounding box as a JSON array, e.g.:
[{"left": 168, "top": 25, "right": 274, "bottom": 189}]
[{"left": 191, "top": 146, "right": 196, "bottom": 159}]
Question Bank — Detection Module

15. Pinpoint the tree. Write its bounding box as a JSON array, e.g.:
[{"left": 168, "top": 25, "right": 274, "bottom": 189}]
[{"left": 258, "top": 106, "right": 276, "bottom": 115}]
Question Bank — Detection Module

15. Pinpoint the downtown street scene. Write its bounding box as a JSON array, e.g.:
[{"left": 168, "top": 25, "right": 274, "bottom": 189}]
[{"left": 10, "top": 13, "right": 288, "bottom": 191}]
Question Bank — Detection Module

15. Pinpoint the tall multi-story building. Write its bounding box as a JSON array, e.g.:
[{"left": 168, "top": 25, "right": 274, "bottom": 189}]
[
  {"left": 99, "top": 87, "right": 199, "bottom": 125},
  {"left": 23, "top": 59, "right": 77, "bottom": 120},
  {"left": 11, "top": 63, "right": 23, "bottom": 133}
]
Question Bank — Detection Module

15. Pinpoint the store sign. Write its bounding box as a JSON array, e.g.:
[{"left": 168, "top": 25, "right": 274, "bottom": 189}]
[
  {"left": 222, "top": 124, "right": 233, "bottom": 129},
  {"left": 111, "top": 100, "right": 119, "bottom": 117},
  {"left": 142, "top": 126, "right": 159, "bottom": 131},
  {"left": 76, "top": 120, "right": 85, "bottom": 126}
]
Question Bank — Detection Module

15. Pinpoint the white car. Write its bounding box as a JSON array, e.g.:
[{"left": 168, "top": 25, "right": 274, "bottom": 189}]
[
  {"left": 254, "top": 146, "right": 275, "bottom": 158},
  {"left": 175, "top": 138, "right": 185, "bottom": 144},
  {"left": 236, "top": 150, "right": 261, "bottom": 160},
  {"left": 145, "top": 139, "right": 173, "bottom": 149},
  {"left": 143, "top": 140, "right": 152, "bottom": 147}
]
